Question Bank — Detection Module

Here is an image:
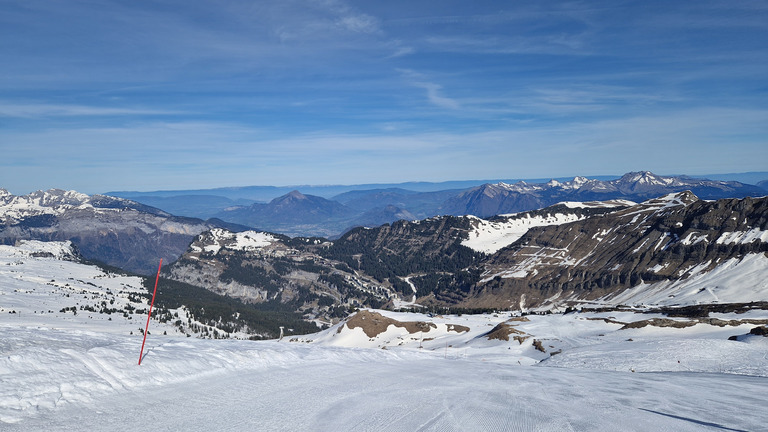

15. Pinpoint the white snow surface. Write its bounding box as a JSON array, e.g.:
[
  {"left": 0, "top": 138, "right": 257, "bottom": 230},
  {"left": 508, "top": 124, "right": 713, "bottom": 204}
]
[
  {"left": 716, "top": 228, "right": 768, "bottom": 245},
  {"left": 2, "top": 240, "right": 77, "bottom": 260},
  {"left": 2, "top": 242, "right": 768, "bottom": 431},
  {"left": 190, "top": 228, "right": 277, "bottom": 255},
  {"left": 0, "top": 189, "right": 117, "bottom": 223},
  {"left": 558, "top": 199, "right": 636, "bottom": 209},
  {"left": 461, "top": 199, "right": 635, "bottom": 254},
  {"left": 605, "top": 253, "right": 768, "bottom": 306},
  {"left": 462, "top": 213, "right": 585, "bottom": 254}
]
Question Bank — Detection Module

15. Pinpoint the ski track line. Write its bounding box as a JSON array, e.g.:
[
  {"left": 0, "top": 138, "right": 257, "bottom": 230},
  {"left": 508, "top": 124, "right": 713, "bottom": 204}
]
[
  {"left": 414, "top": 410, "right": 450, "bottom": 432},
  {"left": 60, "top": 348, "right": 125, "bottom": 391}
]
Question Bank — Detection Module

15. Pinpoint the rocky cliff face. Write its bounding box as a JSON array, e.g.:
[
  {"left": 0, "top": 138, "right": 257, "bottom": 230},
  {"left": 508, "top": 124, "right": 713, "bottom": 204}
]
[
  {"left": 0, "top": 189, "right": 238, "bottom": 274},
  {"left": 164, "top": 203, "right": 631, "bottom": 320},
  {"left": 465, "top": 192, "right": 768, "bottom": 309},
  {"left": 165, "top": 228, "right": 392, "bottom": 323}
]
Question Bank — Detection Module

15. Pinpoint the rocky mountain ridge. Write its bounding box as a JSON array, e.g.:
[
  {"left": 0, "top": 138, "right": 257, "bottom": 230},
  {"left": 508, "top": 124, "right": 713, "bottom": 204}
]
[
  {"left": 166, "top": 191, "right": 768, "bottom": 323},
  {"left": 165, "top": 228, "right": 391, "bottom": 324},
  {"left": 0, "top": 188, "right": 170, "bottom": 223},
  {"left": 162, "top": 201, "right": 635, "bottom": 322},
  {"left": 462, "top": 191, "right": 768, "bottom": 310},
  {"left": 0, "top": 188, "right": 247, "bottom": 274}
]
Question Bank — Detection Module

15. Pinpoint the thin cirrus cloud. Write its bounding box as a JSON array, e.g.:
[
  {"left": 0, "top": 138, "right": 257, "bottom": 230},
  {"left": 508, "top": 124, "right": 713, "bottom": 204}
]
[
  {"left": 0, "top": 103, "right": 182, "bottom": 118},
  {"left": 397, "top": 69, "right": 461, "bottom": 110}
]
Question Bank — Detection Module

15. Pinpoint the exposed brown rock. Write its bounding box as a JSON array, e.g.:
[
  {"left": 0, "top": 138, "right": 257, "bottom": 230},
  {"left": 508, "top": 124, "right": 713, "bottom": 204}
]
[
  {"left": 345, "top": 310, "right": 436, "bottom": 338},
  {"left": 446, "top": 324, "right": 470, "bottom": 333},
  {"left": 486, "top": 321, "right": 528, "bottom": 342}
]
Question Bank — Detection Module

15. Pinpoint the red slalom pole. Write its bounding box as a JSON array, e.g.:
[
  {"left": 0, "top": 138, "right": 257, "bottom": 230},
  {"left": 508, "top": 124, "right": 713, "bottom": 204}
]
[{"left": 138, "top": 259, "right": 162, "bottom": 365}]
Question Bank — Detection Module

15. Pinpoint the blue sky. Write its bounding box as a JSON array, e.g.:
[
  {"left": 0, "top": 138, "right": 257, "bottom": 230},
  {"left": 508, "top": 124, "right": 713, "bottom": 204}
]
[{"left": 1, "top": 0, "right": 766, "bottom": 194}]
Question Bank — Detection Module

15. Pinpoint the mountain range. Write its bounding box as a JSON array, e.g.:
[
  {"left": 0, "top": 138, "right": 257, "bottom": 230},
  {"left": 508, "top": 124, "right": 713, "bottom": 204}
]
[
  {"left": 110, "top": 171, "right": 767, "bottom": 238},
  {"left": 160, "top": 191, "right": 768, "bottom": 323},
  {"left": 2, "top": 171, "right": 767, "bottom": 326}
]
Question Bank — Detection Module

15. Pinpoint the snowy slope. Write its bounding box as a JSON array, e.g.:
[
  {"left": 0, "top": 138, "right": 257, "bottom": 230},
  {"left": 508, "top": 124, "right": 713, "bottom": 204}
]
[
  {"left": 462, "top": 213, "right": 586, "bottom": 254},
  {"left": 461, "top": 200, "right": 632, "bottom": 254},
  {"left": 472, "top": 192, "right": 768, "bottom": 309},
  {"left": 187, "top": 228, "right": 279, "bottom": 256},
  {"left": 0, "top": 241, "right": 255, "bottom": 339},
  {"left": 2, "top": 241, "right": 767, "bottom": 431},
  {"left": 605, "top": 253, "right": 768, "bottom": 306},
  {"left": 0, "top": 189, "right": 153, "bottom": 223}
]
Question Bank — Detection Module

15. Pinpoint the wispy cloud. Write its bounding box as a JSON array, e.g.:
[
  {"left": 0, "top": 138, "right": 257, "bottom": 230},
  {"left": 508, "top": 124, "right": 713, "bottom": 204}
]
[
  {"left": 397, "top": 69, "right": 461, "bottom": 110},
  {"left": 417, "top": 82, "right": 461, "bottom": 110},
  {"left": 0, "top": 102, "right": 181, "bottom": 118}
]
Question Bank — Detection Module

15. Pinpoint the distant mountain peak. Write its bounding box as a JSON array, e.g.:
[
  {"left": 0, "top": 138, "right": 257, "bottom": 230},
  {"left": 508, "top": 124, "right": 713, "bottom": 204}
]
[
  {"left": 572, "top": 176, "right": 589, "bottom": 183},
  {"left": 221, "top": 190, "right": 354, "bottom": 236},
  {"left": 287, "top": 190, "right": 307, "bottom": 200},
  {"left": 621, "top": 170, "right": 655, "bottom": 180},
  {"left": 269, "top": 190, "right": 311, "bottom": 206},
  {"left": 618, "top": 171, "right": 668, "bottom": 186}
]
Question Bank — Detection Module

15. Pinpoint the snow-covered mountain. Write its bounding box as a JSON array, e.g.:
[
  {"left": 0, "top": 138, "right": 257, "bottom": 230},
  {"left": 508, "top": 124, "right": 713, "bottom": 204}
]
[
  {"left": 166, "top": 227, "right": 396, "bottom": 324},
  {"left": 439, "top": 171, "right": 766, "bottom": 218},
  {"left": 466, "top": 191, "right": 768, "bottom": 310},
  {"left": 0, "top": 240, "right": 313, "bottom": 339},
  {"left": 4, "top": 185, "right": 767, "bottom": 331},
  {"left": 461, "top": 200, "right": 635, "bottom": 254},
  {"left": 0, "top": 189, "right": 246, "bottom": 274},
  {"left": 0, "top": 240, "right": 193, "bottom": 335},
  {"left": 0, "top": 188, "right": 169, "bottom": 223},
  {"left": 158, "top": 192, "right": 768, "bottom": 325}
]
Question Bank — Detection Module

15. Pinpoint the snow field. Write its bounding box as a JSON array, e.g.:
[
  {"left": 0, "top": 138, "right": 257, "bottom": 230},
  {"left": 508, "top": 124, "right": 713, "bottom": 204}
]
[
  {"left": 462, "top": 213, "right": 588, "bottom": 254},
  {"left": 606, "top": 252, "right": 768, "bottom": 306},
  {"left": 2, "top": 241, "right": 768, "bottom": 430},
  {"left": 3, "top": 327, "right": 766, "bottom": 431}
]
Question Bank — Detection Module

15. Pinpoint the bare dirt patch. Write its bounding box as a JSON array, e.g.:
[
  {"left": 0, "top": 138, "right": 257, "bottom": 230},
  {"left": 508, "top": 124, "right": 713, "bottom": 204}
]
[
  {"left": 344, "top": 310, "right": 436, "bottom": 338},
  {"left": 486, "top": 321, "right": 529, "bottom": 342},
  {"left": 446, "top": 324, "right": 470, "bottom": 333}
]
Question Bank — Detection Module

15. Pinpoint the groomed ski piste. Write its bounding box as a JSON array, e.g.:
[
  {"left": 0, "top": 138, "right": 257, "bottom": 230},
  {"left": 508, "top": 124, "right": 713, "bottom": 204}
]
[{"left": 2, "top": 241, "right": 767, "bottom": 431}]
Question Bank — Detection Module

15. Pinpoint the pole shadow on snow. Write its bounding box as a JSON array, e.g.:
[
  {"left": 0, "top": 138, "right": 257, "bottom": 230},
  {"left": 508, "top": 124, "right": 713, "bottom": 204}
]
[
  {"left": 638, "top": 408, "right": 749, "bottom": 432},
  {"left": 138, "top": 342, "right": 165, "bottom": 365}
]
